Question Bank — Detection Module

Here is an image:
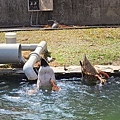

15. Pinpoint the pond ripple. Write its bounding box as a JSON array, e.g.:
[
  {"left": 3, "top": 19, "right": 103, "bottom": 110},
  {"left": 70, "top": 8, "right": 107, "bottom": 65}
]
[{"left": 0, "top": 76, "right": 120, "bottom": 120}]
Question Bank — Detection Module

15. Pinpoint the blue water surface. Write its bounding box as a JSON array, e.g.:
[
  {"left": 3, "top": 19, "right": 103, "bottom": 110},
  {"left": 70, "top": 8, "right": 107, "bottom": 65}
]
[{"left": 0, "top": 76, "right": 120, "bottom": 120}]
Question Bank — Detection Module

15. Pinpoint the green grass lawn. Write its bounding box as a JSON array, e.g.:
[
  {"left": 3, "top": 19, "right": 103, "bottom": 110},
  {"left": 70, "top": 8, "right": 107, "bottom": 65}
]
[{"left": 0, "top": 27, "right": 120, "bottom": 66}]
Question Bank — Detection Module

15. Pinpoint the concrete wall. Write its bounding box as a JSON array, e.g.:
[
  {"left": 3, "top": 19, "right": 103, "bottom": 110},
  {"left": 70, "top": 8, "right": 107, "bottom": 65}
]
[
  {"left": 0, "top": 0, "right": 29, "bottom": 27},
  {"left": 0, "top": 0, "right": 120, "bottom": 27}
]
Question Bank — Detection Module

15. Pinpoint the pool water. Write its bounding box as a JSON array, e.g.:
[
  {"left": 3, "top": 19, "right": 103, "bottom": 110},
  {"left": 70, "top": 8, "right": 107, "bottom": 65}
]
[{"left": 0, "top": 76, "right": 120, "bottom": 120}]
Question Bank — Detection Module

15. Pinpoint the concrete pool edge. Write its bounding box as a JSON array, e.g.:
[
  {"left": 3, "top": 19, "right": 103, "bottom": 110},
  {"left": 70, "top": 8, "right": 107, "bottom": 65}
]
[{"left": 0, "top": 65, "right": 120, "bottom": 78}]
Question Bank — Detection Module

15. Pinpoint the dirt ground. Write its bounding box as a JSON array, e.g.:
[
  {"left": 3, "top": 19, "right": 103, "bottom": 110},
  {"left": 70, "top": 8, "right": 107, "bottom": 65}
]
[
  {"left": 43, "top": 24, "right": 81, "bottom": 29},
  {"left": 22, "top": 51, "right": 120, "bottom": 68},
  {"left": 22, "top": 51, "right": 60, "bottom": 67}
]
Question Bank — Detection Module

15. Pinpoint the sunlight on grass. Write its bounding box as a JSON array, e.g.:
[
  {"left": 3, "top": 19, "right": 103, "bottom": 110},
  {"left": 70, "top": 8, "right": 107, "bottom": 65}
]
[{"left": 0, "top": 28, "right": 120, "bottom": 66}]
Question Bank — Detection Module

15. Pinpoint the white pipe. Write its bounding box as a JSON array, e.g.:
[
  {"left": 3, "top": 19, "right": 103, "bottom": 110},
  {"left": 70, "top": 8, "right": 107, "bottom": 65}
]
[
  {"left": 21, "top": 44, "right": 38, "bottom": 51},
  {"left": 5, "top": 32, "right": 16, "bottom": 44},
  {"left": 0, "top": 44, "right": 23, "bottom": 64},
  {"left": 23, "top": 41, "right": 47, "bottom": 80}
]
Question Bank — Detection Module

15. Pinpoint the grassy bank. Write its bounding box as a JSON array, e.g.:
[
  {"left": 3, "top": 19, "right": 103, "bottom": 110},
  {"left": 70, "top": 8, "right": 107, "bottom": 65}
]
[{"left": 0, "top": 27, "right": 120, "bottom": 66}]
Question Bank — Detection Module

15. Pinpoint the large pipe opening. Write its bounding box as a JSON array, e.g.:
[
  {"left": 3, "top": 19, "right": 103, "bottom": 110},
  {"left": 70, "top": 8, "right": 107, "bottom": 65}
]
[{"left": 0, "top": 44, "right": 22, "bottom": 64}]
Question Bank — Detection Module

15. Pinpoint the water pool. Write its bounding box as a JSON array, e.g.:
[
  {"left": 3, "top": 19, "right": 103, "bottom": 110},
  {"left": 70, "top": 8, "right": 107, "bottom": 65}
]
[{"left": 0, "top": 76, "right": 120, "bottom": 120}]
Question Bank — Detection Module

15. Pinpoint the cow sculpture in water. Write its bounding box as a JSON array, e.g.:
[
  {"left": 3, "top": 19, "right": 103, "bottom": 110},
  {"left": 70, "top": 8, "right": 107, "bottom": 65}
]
[{"left": 80, "top": 55, "right": 109, "bottom": 86}]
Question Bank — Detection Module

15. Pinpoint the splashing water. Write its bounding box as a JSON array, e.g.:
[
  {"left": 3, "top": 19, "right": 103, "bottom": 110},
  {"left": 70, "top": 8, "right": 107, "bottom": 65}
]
[{"left": 0, "top": 76, "right": 120, "bottom": 120}]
